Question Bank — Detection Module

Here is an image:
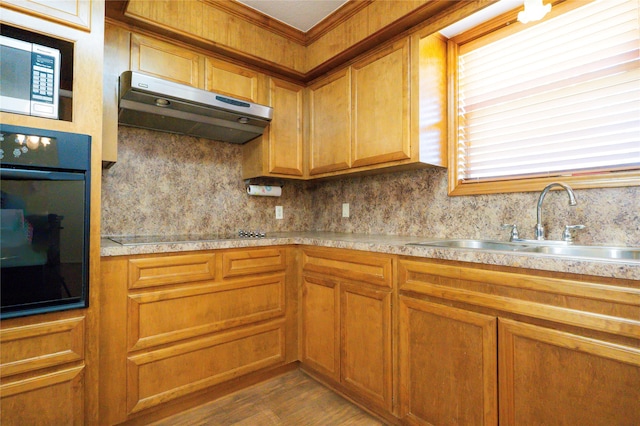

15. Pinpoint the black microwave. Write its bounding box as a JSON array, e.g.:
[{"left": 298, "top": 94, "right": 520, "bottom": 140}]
[{"left": 0, "top": 35, "right": 60, "bottom": 119}]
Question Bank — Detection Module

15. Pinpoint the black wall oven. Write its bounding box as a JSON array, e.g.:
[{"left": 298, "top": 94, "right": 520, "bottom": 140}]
[{"left": 1, "top": 124, "right": 90, "bottom": 319}]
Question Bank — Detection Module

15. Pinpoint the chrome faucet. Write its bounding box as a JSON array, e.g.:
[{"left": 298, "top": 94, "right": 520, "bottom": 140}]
[{"left": 535, "top": 182, "right": 577, "bottom": 240}]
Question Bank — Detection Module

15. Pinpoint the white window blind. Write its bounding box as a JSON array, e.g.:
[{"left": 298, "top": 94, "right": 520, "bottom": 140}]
[{"left": 456, "top": 0, "right": 640, "bottom": 182}]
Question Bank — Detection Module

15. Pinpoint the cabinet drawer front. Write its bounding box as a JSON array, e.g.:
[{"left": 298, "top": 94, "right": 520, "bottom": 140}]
[
  {"left": 0, "top": 317, "right": 84, "bottom": 378},
  {"left": 127, "top": 321, "right": 285, "bottom": 414},
  {"left": 222, "top": 248, "right": 286, "bottom": 278},
  {"left": 302, "top": 248, "right": 393, "bottom": 288},
  {"left": 1, "top": 366, "right": 85, "bottom": 426},
  {"left": 128, "top": 275, "right": 286, "bottom": 350},
  {"left": 128, "top": 253, "right": 216, "bottom": 289}
]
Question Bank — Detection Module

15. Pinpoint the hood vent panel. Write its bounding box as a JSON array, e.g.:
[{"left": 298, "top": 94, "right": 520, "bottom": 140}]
[{"left": 118, "top": 71, "right": 273, "bottom": 144}]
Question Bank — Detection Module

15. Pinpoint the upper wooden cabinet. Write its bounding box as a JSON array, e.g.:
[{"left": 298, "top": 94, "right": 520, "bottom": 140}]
[
  {"left": 306, "top": 32, "right": 447, "bottom": 179},
  {"left": 242, "top": 77, "right": 305, "bottom": 179},
  {"left": 1, "top": 0, "right": 92, "bottom": 31},
  {"left": 130, "top": 34, "right": 204, "bottom": 88},
  {"left": 205, "top": 58, "right": 262, "bottom": 103},
  {"left": 308, "top": 68, "right": 352, "bottom": 175},
  {"left": 352, "top": 38, "right": 411, "bottom": 168}
]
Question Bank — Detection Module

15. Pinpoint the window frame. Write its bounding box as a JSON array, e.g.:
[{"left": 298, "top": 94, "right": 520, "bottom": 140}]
[{"left": 447, "top": 0, "right": 640, "bottom": 196}]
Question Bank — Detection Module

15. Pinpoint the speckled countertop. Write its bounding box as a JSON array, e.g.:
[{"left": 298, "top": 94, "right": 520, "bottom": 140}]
[{"left": 101, "top": 232, "right": 640, "bottom": 281}]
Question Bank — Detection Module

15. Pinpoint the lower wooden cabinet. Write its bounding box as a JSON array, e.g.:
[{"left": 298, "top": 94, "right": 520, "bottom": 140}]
[
  {"left": 100, "top": 247, "right": 297, "bottom": 424},
  {"left": 301, "top": 275, "right": 340, "bottom": 381},
  {"left": 499, "top": 319, "right": 640, "bottom": 425},
  {"left": 341, "top": 282, "right": 392, "bottom": 410},
  {"left": 398, "top": 257, "right": 640, "bottom": 426},
  {"left": 398, "top": 296, "right": 497, "bottom": 425},
  {"left": 300, "top": 248, "right": 394, "bottom": 414},
  {"left": 0, "top": 316, "right": 87, "bottom": 426}
]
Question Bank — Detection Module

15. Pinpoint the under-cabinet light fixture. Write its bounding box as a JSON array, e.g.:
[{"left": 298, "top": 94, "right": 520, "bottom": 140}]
[{"left": 518, "top": 0, "right": 552, "bottom": 24}]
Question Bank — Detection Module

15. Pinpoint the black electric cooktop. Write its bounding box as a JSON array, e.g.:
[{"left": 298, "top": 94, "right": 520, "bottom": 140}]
[{"left": 109, "top": 231, "right": 266, "bottom": 246}]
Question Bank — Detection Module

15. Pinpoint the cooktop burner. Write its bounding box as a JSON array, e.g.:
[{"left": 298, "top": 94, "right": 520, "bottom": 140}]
[{"left": 109, "top": 231, "right": 266, "bottom": 246}]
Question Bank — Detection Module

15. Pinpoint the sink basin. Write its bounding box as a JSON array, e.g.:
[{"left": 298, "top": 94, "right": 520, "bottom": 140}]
[
  {"left": 407, "top": 239, "right": 640, "bottom": 261},
  {"left": 407, "top": 239, "right": 529, "bottom": 251},
  {"left": 519, "top": 245, "right": 640, "bottom": 260}
]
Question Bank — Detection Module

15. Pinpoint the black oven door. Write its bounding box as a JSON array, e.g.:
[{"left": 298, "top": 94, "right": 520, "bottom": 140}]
[{"left": 1, "top": 167, "right": 89, "bottom": 318}]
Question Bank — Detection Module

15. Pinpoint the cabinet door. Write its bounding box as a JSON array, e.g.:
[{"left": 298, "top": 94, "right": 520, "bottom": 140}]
[
  {"left": 499, "top": 319, "right": 640, "bottom": 426},
  {"left": 340, "top": 283, "right": 392, "bottom": 411},
  {"left": 352, "top": 38, "right": 411, "bottom": 168},
  {"left": 301, "top": 276, "right": 340, "bottom": 381},
  {"left": 1, "top": 0, "right": 91, "bottom": 31},
  {"left": 130, "top": 34, "right": 203, "bottom": 87},
  {"left": 266, "top": 78, "right": 304, "bottom": 176},
  {"left": 205, "top": 58, "right": 261, "bottom": 102},
  {"left": 308, "top": 68, "right": 351, "bottom": 175},
  {"left": 399, "top": 296, "right": 497, "bottom": 425}
]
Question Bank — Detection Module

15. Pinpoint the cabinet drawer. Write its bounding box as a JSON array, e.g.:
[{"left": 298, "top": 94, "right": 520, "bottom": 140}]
[
  {"left": 128, "top": 253, "right": 216, "bottom": 289},
  {"left": 221, "top": 248, "right": 286, "bottom": 278},
  {"left": 126, "top": 320, "right": 285, "bottom": 414},
  {"left": 0, "top": 317, "right": 84, "bottom": 378},
  {"left": 302, "top": 247, "right": 393, "bottom": 288},
  {"left": 1, "top": 366, "right": 85, "bottom": 426},
  {"left": 128, "top": 274, "right": 286, "bottom": 350}
]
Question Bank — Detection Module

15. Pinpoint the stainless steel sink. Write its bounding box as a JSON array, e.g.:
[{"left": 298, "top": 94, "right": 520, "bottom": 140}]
[
  {"left": 407, "top": 239, "right": 530, "bottom": 251},
  {"left": 406, "top": 239, "right": 640, "bottom": 261},
  {"left": 518, "top": 245, "right": 640, "bottom": 260}
]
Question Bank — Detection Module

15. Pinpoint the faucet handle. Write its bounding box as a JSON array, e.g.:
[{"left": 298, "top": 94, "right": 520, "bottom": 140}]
[
  {"left": 501, "top": 223, "right": 519, "bottom": 241},
  {"left": 562, "top": 224, "right": 585, "bottom": 242}
]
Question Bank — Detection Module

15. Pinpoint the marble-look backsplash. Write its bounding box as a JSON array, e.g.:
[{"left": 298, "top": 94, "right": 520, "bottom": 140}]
[
  {"left": 101, "top": 127, "right": 313, "bottom": 236},
  {"left": 102, "top": 127, "right": 639, "bottom": 246}
]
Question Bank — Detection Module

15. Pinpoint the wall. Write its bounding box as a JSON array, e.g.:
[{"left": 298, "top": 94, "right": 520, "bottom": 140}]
[
  {"left": 309, "top": 168, "right": 640, "bottom": 247},
  {"left": 101, "top": 127, "right": 313, "bottom": 236},
  {"left": 102, "top": 127, "right": 639, "bottom": 247}
]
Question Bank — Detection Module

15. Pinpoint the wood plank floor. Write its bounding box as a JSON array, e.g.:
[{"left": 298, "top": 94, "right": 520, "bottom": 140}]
[{"left": 149, "top": 369, "right": 387, "bottom": 426}]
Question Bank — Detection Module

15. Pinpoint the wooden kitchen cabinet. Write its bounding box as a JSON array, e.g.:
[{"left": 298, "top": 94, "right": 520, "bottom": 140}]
[
  {"left": 307, "top": 32, "right": 447, "bottom": 179},
  {"left": 301, "top": 275, "right": 341, "bottom": 381},
  {"left": 130, "top": 33, "right": 204, "bottom": 88},
  {"left": 499, "top": 319, "right": 640, "bottom": 425},
  {"left": 308, "top": 67, "right": 352, "bottom": 175},
  {"left": 398, "top": 296, "right": 497, "bottom": 425},
  {"left": 352, "top": 38, "right": 411, "bottom": 168},
  {"left": 300, "top": 247, "right": 394, "bottom": 415},
  {"left": 398, "top": 257, "right": 640, "bottom": 426},
  {"left": 341, "top": 282, "right": 392, "bottom": 410},
  {"left": 242, "top": 77, "right": 305, "bottom": 179},
  {"left": 1, "top": 0, "right": 92, "bottom": 31},
  {"left": 0, "top": 2, "right": 104, "bottom": 424},
  {"left": 100, "top": 247, "right": 298, "bottom": 425},
  {"left": 205, "top": 58, "right": 263, "bottom": 103}
]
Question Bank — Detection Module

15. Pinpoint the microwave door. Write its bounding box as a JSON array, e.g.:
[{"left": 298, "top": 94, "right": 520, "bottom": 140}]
[{"left": 0, "top": 42, "right": 32, "bottom": 115}]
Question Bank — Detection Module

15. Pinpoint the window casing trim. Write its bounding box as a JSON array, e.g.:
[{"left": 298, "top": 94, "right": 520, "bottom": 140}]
[{"left": 447, "top": 0, "right": 640, "bottom": 196}]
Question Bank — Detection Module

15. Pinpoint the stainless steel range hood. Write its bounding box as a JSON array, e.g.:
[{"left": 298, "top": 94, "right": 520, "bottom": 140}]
[{"left": 118, "top": 71, "right": 273, "bottom": 143}]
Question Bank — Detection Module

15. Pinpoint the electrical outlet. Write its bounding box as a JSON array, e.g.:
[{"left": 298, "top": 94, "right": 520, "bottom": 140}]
[
  {"left": 275, "top": 206, "right": 284, "bottom": 220},
  {"left": 342, "top": 203, "right": 350, "bottom": 218}
]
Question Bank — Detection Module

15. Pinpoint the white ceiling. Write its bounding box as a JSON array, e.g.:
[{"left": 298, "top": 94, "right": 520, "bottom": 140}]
[{"left": 235, "top": 0, "right": 350, "bottom": 32}]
